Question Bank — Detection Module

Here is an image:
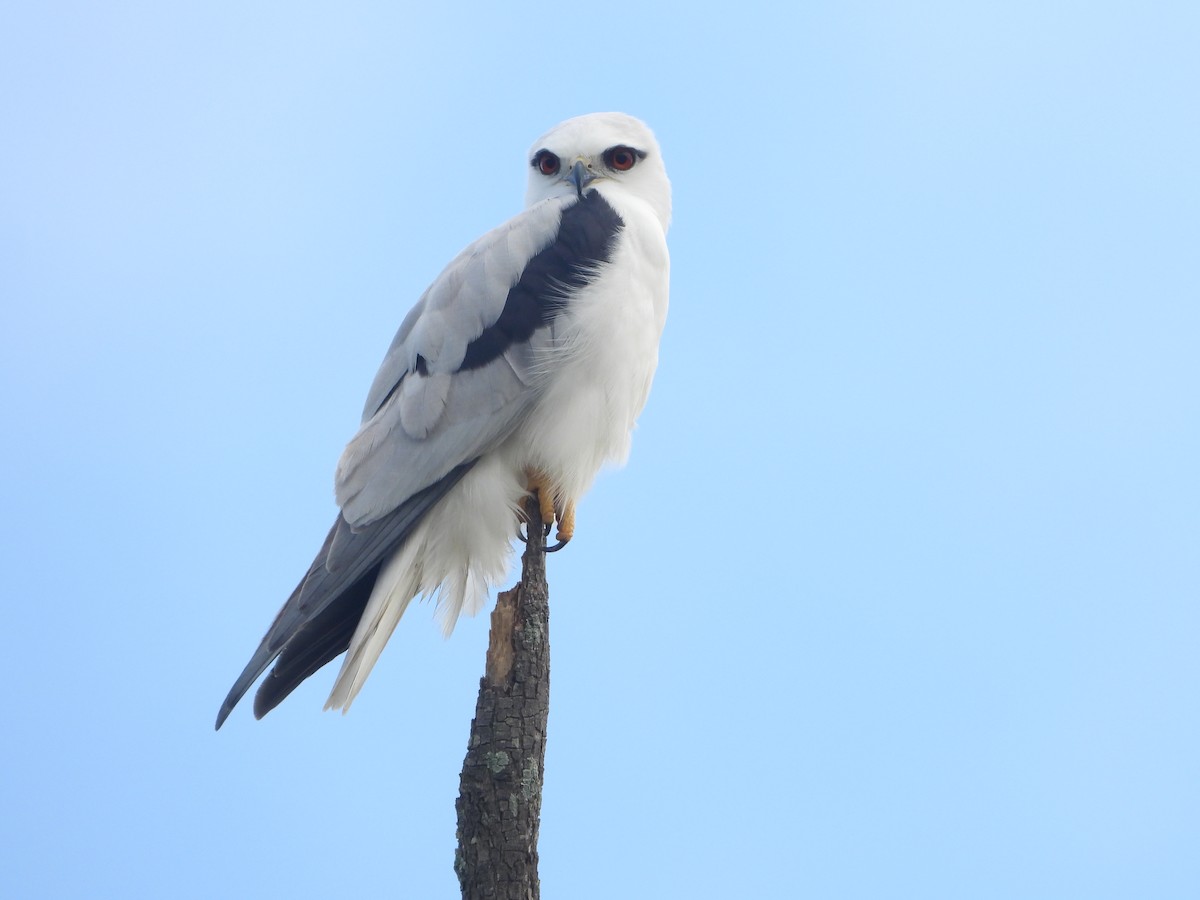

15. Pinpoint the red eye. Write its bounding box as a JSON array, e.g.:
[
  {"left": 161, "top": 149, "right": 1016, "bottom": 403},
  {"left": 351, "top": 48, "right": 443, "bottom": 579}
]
[
  {"left": 532, "top": 150, "right": 560, "bottom": 176},
  {"left": 605, "top": 146, "right": 639, "bottom": 171}
]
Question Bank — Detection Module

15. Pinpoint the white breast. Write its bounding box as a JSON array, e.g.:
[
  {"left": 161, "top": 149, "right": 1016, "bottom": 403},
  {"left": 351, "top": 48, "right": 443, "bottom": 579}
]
[{"left": 508, "top": 194, "right": 670, "bottom": 504}]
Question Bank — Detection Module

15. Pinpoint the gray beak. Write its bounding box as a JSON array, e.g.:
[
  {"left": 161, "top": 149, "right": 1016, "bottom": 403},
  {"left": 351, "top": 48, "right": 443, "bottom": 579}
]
[{"left": 566, "top": 160, "right": 596, "bottom": 197}]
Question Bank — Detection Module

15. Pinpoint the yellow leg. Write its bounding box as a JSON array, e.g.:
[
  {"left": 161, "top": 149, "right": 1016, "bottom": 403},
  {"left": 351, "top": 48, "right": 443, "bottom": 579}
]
[
  {"left": 524, "top": 468, "right": 558, "bottom": 532},
  {"left": 554, "top": 501, "right": 575, "bottom": 546},
  {"left": 523, "top": 469, "right": 577, "bottom": 551}
]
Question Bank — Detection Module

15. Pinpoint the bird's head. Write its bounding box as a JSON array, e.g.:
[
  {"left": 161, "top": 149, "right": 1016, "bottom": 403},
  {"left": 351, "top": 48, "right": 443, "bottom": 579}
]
[{"left": 524, "top": 112, "right": 671, "bottom": 233}]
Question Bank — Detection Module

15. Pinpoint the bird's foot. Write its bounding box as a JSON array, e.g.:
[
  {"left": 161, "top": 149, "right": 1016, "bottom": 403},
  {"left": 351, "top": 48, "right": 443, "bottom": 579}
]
[
  {"left": 522, "top": 468, "right": 576, "bottom": 552},
  {"left": 546, "top": 502, "right": 574, "bottom": 553}
]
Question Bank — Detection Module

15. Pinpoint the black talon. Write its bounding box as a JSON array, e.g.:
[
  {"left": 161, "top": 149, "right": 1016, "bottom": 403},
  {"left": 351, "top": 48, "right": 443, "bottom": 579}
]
[
  {"left": 545, "top": 538, "right": 569, "bottom": 553},
  {"left": 517, "top": 523, "right": 552, "bottom": 545}
]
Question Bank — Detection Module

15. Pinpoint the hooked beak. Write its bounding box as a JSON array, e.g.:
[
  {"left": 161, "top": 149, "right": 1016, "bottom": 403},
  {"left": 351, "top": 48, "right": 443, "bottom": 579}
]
[{"left": 566, "top": 159, "right": 597, "bottom": 197}]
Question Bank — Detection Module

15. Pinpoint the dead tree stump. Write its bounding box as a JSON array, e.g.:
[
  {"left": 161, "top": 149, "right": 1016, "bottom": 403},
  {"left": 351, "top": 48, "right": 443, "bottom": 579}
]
[{"left": 454, "top": 497, "right": 550, "bottom": 899}]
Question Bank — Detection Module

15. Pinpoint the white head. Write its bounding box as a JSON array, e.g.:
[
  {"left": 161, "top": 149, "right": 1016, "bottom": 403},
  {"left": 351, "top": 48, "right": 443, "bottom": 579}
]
[{"left": 524, "top": 112, "right": 671, "bottom": 233}]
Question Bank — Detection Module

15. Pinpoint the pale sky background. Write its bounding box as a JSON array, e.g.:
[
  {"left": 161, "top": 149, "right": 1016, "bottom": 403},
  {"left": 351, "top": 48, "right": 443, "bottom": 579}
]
[{"left": 2, "top": 2, "right": 1198, "bottom": 898}]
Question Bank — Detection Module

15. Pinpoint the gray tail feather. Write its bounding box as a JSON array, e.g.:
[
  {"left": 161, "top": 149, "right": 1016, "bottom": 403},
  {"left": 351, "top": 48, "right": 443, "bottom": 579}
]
[{"left": 214, "top": 461, "right": 477, "bottom": 729}]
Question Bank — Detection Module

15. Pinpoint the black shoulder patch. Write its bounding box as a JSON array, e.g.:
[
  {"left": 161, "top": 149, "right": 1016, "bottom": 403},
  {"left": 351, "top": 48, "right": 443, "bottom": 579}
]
[{"left": 458, "top": 192, "right": 623, "bottom": 372}]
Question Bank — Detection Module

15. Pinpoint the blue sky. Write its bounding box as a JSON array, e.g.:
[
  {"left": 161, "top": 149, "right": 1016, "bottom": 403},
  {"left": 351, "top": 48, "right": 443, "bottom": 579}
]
[{"left": 2, "top": 2, "right": 1197, "bottom": 897}]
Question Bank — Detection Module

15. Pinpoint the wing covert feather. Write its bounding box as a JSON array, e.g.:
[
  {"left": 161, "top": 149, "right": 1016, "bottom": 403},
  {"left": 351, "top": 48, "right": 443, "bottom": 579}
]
[
  {"left": 335, "top": 197, "right": 573, "bottom": 528},
  {"left": 359, "top": 198, "right": 570, "bottom": 421}
]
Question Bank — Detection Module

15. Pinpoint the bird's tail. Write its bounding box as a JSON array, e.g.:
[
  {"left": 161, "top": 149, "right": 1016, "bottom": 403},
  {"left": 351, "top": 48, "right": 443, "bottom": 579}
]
[
  {"left": 324, "top": 547, "right": 420, "bottom": 713},
  {"left": 324, "top": 455, "right": 523, "bottom": 712}
]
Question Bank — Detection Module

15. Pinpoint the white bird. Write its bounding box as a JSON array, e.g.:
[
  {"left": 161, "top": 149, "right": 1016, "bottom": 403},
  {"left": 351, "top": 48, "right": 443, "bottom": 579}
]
[{"left": 216, "top": 112, "right": 671, "bottom": 728}]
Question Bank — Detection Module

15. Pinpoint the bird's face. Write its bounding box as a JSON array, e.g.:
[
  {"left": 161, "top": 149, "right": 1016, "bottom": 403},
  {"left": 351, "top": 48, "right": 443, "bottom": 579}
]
[{"left": 524, "top": 112, "right": 671, "bottom": 233}]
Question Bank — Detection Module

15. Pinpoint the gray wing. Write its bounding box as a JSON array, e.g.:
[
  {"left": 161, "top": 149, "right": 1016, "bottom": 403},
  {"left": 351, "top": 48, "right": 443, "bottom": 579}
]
[
  {"left": 335, "top": 196, "right": 572, "bottom": 527},
  {"left": 215, "top": 190, "right": 627, "bottom": 727}
]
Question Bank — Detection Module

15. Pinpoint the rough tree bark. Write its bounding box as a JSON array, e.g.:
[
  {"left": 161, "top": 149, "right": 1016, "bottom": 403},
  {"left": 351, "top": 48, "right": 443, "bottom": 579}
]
[{"left": 454, "top": 496, "right": 550, "bottom": 899}]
